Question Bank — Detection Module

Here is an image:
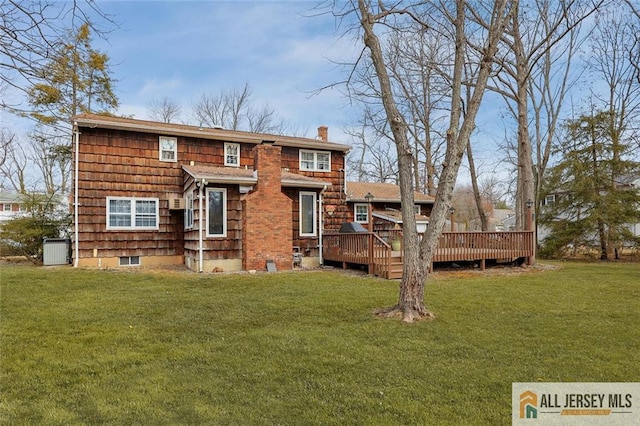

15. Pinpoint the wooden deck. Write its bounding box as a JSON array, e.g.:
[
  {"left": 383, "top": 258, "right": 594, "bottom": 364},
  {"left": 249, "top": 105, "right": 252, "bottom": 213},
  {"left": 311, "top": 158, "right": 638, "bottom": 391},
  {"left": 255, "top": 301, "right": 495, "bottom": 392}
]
[{"left": 323, "top": 231, "right": 535, "bottom": 279}]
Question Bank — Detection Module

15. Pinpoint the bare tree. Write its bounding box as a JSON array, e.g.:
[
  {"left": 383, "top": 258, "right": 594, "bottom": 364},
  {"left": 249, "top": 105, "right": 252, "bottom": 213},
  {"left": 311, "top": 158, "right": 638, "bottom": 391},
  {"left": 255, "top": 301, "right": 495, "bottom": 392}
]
[
  {"left": 148, "top": 96, "right": 181, "bottom": 123},
  {"left": 344, "top": 13, "right": 450, "bottom": 195},
  {"left": 190, "top": 83, "right": 286, "bottom": 133},
  {"left": 487, "top": 0, "right": 601, "bottom": 229},
  {"left": 0, "top": 134, "right": 29, "bottom": 192},
  {"left": 588, "top": 6, "right": 640, "bottom": 258},
  {"left": 353, "top": 0, "right": 513, "bottom": 321},
  {"left": 345, "top": 109, "right": 399, "bottom": 183}
]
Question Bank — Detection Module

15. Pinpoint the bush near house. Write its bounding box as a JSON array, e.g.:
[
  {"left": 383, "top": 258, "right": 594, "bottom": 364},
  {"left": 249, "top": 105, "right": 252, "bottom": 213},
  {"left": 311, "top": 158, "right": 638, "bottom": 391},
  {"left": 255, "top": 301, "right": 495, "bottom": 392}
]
[{"left": 1, "top": 263, "right": 638, "bottom": 424}]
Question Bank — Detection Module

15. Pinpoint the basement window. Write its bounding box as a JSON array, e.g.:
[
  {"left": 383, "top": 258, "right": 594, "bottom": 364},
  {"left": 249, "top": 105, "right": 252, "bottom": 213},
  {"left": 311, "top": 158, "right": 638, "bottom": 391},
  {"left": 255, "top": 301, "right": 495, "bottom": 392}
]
[{"left": 119, "top": 256, "right": 140, "bottom": 266}]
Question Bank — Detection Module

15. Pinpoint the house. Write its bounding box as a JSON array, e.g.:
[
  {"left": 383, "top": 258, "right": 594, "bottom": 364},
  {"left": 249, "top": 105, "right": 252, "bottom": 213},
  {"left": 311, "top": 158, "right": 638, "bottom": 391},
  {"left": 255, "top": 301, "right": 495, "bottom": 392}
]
[
  {"left": 0, "top": 192, "right": 28, "bottom": 226},
  {"left": 343, "top": 181, "right": 434, "bottom": 234},
  {"left": 72, "top": 114, "right": 351, "bottom": 271},
  {"left": 539, "top": 175, "right": 640, "bottom": 245}
]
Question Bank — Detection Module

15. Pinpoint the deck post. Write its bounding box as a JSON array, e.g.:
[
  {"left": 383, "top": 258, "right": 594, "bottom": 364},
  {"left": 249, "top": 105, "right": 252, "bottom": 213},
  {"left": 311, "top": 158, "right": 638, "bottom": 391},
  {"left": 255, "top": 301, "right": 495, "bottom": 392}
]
[
  {"left": 368, "top": 233, "right": 375, "bottom": 275},
  {"left": 526, "top": 200, "right": 536, "bottom": 266}
]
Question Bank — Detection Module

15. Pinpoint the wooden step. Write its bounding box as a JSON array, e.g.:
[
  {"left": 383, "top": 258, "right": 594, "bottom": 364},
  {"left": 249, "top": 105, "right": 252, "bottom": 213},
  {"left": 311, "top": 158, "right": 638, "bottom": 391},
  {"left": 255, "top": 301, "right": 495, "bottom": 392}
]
[{"left": 374, "top": 256, "right": 404, "bottom": 279}]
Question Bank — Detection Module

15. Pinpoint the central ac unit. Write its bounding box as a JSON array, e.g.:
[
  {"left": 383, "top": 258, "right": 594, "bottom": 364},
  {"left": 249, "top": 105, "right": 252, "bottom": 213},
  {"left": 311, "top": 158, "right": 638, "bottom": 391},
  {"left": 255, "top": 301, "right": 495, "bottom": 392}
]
[{"left": 168, "top": 198, "right": 185, "bottom": 210}]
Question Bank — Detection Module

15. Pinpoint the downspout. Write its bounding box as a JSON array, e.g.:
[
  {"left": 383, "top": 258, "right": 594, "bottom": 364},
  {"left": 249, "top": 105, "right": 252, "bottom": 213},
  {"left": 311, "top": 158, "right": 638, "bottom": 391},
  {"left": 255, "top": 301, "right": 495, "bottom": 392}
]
[
  {"left": 73, "top": 125, "right": 80, "bottom": 268},
  {"left": 319, "top": 185, "right": 328, "bottom": 265},
  {"left": 198, "top": 179, "right": 205, "bottom": 273}
]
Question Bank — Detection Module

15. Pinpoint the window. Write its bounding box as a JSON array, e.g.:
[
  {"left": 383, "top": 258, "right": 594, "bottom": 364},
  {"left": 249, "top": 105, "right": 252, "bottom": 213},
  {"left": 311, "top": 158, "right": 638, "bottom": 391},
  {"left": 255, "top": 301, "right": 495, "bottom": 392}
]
[
  {"left": 18, "top": 204, "right": 27, "bottom": 212},
  {"left": 185, "top": 192, "right": 194, "bottom": 229},
  {"left": 106, "top": 197, "right": 159, "bottom": 230},
  {"left": 159, "top": 136, "right": 177, "bottom": 162},
  {"left": 543, "top": 194, "right": 556, "bottom": 206},
  {"left": 2, "top": 204, "right": 11, "bottom": 212},
  {"left": 299, "top": 192, "right": 317, "bottom": 236},
  {"left": 300, "top": 150, "right": 330, "bottom": 172},
  {"left": 119, "top": 256, "right": 140, "bottom": 266},
  {"left": 414, "top": 205, "right": 421, "bottom": 215},
  {"left": 206, "top": 188, "right": 226, "bottom": 237},
  {"left": 224, "top": 143, "right": 240, "bottom": 167},
  {"left": 354, "top": 204, "right": 368, "bottom": 223}
]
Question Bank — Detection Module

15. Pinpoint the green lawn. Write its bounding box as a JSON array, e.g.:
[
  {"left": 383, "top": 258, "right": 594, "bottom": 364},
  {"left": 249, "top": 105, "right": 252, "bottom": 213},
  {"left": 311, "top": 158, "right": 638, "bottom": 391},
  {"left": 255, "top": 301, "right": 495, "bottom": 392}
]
[{"left": 1, "top": 262, "right": 639, "bottom": 425}]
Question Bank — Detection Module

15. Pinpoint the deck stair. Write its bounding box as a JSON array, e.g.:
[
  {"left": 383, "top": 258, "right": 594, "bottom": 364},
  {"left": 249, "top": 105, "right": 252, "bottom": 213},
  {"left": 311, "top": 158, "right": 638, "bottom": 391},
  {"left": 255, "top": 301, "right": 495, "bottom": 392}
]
[{"left": 383, "top": 254, "right": 403, "bottom": 279}]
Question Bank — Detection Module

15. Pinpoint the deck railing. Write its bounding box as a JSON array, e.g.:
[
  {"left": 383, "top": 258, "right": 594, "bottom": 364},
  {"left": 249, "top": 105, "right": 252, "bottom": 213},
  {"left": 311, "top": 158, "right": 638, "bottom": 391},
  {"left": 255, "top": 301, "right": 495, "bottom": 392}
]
[
  {"left": 323, "top": 232, "right": 392, "bottom": 276},
  {"left": 432, "top": 231, "right": 533, "bottom": 262},
  {"left": 323, "top": 230, "right": 535, "bottom": 275}
]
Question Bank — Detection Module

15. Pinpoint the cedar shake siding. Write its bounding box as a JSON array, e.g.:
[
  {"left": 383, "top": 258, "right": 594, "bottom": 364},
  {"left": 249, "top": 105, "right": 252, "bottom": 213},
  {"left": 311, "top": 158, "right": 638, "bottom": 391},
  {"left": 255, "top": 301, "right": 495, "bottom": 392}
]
[
  {"left": 74, "top": 127, "right": 185, "bottom": 267},
  {"left": 72, "top": 114, "right": 349, "bottom": 270}
]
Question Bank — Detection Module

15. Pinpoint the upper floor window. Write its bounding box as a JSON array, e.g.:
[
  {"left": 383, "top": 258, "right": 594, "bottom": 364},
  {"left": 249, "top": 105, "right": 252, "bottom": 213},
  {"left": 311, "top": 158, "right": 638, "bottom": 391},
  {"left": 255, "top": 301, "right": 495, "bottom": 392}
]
[
  {"left": 354, "top": 204, "right": 368, "bottom": 223},
  {"left": 224, "top": 143, "right": 240, "bottom": 167},
  {"left": 107, "top": 197, "right": 159, "bottom": 230},
  {"left": 159, "top": 136, "right": 177, "bottom": 162},
  {"left": 543, "top": 194, "right": 556, "bottom": 206},
  {"left": 300, "top": 150, "right": 330, "bottom": 172},
  {"left": 414, "top": 205, "right": 421, "bottom": 215}
]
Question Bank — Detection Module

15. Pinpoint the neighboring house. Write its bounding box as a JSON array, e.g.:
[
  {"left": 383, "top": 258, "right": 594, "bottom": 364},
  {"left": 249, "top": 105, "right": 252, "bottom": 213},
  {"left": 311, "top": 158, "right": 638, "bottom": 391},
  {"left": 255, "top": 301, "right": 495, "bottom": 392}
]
[
  {"left": 72, "top": 114, "right": 350, "bottom": 271},
  {"left": 493, "top": 209, "right": 516, "bottom": 232},
  {"left": 539, "top": 175, "right": 640, "bottom": 244},
  {"left": 0, "top": 192, "right": 28, "bottom": 225}
]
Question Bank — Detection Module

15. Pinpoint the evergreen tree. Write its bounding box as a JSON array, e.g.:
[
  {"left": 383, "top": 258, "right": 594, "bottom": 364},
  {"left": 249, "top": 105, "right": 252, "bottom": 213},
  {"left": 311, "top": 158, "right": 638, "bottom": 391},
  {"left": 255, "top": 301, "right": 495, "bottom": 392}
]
[
  {"left": 540, "top": 111, "right": 640, "bottom": 259},
  {"left": 27, "top": 22, "right": 118, "bottom": 126}
]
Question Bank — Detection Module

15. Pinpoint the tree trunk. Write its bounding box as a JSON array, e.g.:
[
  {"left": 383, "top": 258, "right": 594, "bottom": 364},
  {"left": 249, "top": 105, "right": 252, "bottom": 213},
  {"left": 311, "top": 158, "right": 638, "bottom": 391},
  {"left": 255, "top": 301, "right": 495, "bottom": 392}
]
[
  {"left": 513, "top": 6, "right": 536, "bottom": 232},
  {"left": 358, "top": 0, "right": 512, "bottom": 322}
]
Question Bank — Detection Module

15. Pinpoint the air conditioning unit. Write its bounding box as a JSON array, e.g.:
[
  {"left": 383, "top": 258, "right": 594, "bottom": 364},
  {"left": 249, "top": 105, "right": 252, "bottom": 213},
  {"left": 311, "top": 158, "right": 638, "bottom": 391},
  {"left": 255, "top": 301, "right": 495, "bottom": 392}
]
[{"left": 168, "top": 198, "right": 185, "bottom": 210}]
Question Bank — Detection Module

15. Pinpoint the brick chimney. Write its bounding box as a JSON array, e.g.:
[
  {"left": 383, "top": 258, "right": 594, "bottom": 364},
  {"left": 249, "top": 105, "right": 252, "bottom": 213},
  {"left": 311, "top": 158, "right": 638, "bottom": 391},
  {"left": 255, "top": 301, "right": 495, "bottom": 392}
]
[
  {"left": 317, "top": 126, "right": 328, "bottom": 142},
  {"left": 242, "top": 141, "right": 293, "bottom": 271}
]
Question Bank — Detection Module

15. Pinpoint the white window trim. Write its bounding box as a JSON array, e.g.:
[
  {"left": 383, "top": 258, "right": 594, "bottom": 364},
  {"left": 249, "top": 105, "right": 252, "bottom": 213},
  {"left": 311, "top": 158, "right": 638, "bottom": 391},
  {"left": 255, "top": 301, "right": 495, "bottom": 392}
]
[
  {"left": 106, "top": 197, "right": 159, "bottom": 231},
  {"left": 299, "top": 150, "right": 331, "bottom": 172},
  {"left": 159, "top": 136, "right": 177, "bottom": 162},
  {"left": 544, "top": 194, "right": 556, "bottom": 205},
  {"left": 354, "top": 203, "right": 369, "bottom": 223},
  {"left": 414, "top": 205, "right": 421, "bottom": 215},
  {"left": 299, "top": 191, "right": 317, "bottom": 237},
  {"left": 206, "top": 188, "right": 227, "bottom": 238},
  {"left": 224, "top": 142, "right": 240, "bottom": 167},
  {"left": 2, "top": 204, "right": 11, "bottom": 212}
]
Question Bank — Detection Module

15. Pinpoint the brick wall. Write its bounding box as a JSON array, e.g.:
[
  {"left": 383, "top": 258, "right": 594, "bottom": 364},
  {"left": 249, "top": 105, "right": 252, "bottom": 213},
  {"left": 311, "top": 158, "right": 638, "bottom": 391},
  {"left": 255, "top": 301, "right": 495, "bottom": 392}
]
[{"left": 242, "top": 142, "right": 293, "bottom": 271}]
